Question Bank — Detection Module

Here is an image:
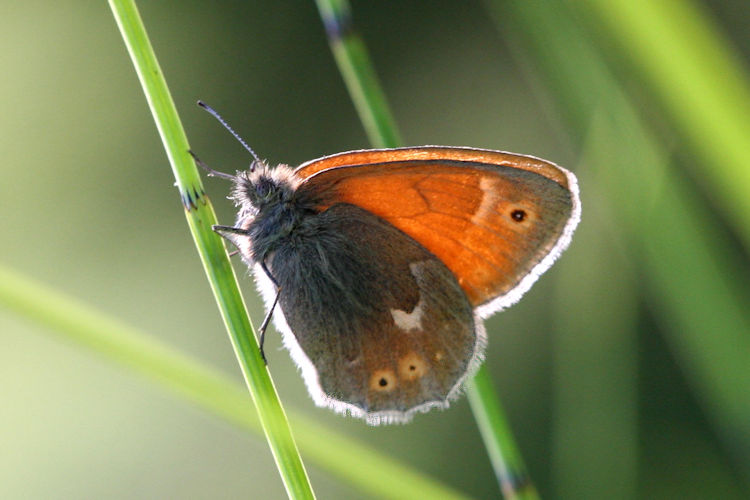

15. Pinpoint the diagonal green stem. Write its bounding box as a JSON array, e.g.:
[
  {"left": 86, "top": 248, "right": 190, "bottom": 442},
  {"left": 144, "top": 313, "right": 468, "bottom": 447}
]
[
  {"left": 314, "top": 1, "right": 536, "bottom": 498},
  {"left": 467, "top": 367, "right": 540, "bottom": 500},
  {"left": 315, "top": 0, "right": 401, "bottom": 148},
  {"left": 108, "top": 1, "right": 313, "bottom": 497}
]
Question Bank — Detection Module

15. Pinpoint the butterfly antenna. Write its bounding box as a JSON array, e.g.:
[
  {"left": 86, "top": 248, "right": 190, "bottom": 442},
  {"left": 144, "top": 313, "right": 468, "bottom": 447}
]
[{"left": 197, "top": 100, "right": 263, "bottom": 165}]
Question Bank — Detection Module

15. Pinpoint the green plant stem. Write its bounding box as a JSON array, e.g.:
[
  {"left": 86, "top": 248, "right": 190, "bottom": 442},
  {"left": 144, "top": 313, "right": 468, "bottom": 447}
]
[
  {"left": 314, "top": 1, "right": 535, "bottom": 497},
  {"left": 108, "top": 1, "right": 313, "bottom": 497},
  {"left": 0, "top": 265, "right": 470, "bottom": 500},
  {"left": 315, "top": 0, "right": 401, "bottom": 148},
  {"left": 467, "top": 367, "right": 540, "bottom": 500}
]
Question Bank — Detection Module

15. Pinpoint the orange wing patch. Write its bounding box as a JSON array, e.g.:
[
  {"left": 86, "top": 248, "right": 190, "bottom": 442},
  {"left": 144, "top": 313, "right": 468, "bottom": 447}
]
[{"left": 295, "top": 148, "right": 575, "bottom": 308}]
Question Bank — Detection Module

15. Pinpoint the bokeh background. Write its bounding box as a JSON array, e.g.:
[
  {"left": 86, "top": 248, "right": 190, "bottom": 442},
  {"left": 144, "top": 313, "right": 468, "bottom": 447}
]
[{"left": 2, "top": 1, "right": 749, "bottom": 498}]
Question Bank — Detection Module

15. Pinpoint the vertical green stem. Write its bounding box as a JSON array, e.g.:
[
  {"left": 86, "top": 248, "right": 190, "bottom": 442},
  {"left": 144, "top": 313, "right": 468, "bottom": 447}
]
[
  {"left": 108, "top": 1, "right": 314, "bottom": 498},
  {"left": 314, "top": 1, "right": 535, "bottom": 497}
]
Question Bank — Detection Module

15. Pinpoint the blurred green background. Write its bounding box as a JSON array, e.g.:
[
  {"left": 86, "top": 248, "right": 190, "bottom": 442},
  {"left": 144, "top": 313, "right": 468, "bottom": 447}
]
[{"left": 2, "top": 1, "right": 749, "bottom": 498}]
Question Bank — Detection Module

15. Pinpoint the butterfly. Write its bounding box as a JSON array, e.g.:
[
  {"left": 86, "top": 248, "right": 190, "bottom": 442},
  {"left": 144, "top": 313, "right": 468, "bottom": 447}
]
[{"left": 193, "top": 101, "right": 580, "bottom": 424}]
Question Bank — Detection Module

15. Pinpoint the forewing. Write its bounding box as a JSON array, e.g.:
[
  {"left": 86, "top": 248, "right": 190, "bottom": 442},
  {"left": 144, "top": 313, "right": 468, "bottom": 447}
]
[{"left": 295, "top": 146, "right": 580, "bottom": 312}]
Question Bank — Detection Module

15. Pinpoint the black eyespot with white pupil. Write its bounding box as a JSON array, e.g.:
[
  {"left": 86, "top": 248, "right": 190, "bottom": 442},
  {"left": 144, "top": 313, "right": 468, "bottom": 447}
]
[{"left": 511, "top": 209, "right": 526, "bottom": 222}]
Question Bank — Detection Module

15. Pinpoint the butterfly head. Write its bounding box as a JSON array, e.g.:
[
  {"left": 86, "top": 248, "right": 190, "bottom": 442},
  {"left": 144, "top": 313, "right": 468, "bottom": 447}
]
[
  {"left": 222, "top": 162, "right": 313, "bottom": 263},
  {"left": 229, "top": 162, "right": 301, "bottom": 215}
]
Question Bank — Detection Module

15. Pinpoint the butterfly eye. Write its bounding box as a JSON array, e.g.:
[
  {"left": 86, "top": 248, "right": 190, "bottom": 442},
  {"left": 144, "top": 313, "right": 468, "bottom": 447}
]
[
  {"left": 259, "top": 176, "right": 285, "bottom": 202},
  {"left": 232, "top": 175, "right": 274, "bottom": 210},
  {"left": 255, "top": 179, "right": 271, "bottom": 198}
]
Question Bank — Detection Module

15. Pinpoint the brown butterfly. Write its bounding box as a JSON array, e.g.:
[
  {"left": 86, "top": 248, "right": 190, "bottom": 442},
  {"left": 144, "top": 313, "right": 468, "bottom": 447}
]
[{"left": 194, "top": 102, "right": 580, "bottom": 424}]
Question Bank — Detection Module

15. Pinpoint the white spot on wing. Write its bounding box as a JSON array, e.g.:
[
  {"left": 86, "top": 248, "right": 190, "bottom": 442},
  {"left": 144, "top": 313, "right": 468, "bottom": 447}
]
[
  {"left": 254, "top": 260, "right": 488, "bottom": 426},
  {"left": 472, "top": 176, "right": 499, "bottom": 225},
  {"left": 390, "top": 295, "right": 425, "bottom": 332}
]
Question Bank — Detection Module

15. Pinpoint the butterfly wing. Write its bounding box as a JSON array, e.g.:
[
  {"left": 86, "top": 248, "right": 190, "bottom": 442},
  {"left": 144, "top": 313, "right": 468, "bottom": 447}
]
[
  {"left": 264, "top": 203, "right": 481, "bottom": 424},
  {"left": 295, "top": 146, "right": 580, "bottom": 315}
]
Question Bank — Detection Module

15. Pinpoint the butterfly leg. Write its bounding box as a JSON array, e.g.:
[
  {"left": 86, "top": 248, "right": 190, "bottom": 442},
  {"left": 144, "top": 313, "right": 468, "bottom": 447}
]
[{"left": 257, "top": 259, "right": 280, "bottom": 364}]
